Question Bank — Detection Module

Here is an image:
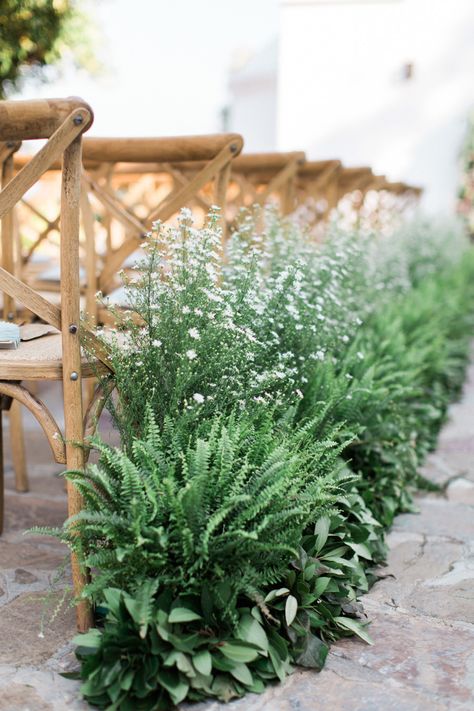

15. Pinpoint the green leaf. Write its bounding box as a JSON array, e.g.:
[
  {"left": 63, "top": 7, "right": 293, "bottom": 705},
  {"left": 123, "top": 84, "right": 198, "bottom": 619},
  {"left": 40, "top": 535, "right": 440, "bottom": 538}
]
[
  {"left": 168, "top": 607, "right": 202, "bottom": 624},
  {"left": 285, "top": 595, "right": 298, "bottom": 627},
  {"left": 102, "top": 588, "right": 123, "bottom": 616},
  {"left": 236, "top": 612, "right": 268, "bottom": 653},
  {"left": 313, "top": 576, "right": 330, "bottom": 597},
  {"left": 314, "top": 515, "right": 331, "bottom": 553},
  {"left": 220, "top": 642, "right": 260, "bottom": 663},
  {"left": 347, "top": 542, "right": 373, "bottom": 560},
  {"left": 268, "top": 646, "right": 287, "bottom": 682},
  {"left": 230, "top": 662, "right": 253, "bottom": 686},
  {"left": 73, "top": 629, "right": 101, "bottom": 650},
  {"left": 193, "top": 649, "right": 212, "bottom": 676},
  {"left": 264, "top": 587, "right": 290, "bottom": 603},
  {"left": 334, "top": 616, "right": 374, "bottom": 645},
  {"left": 296, "top": 632, "right": 329, "bottom": 670},
  {"left": 156, "top": 668, "right": 189, "bottom": 705}
]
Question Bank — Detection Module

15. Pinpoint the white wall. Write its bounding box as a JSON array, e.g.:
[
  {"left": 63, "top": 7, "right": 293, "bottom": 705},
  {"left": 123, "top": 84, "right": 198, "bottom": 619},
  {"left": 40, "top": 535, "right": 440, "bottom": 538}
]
[
  {"left": 278, "top": 0, "right": 474, "bottom": 212},
  {"left": 228, "top": 41, "right": 278, "bottom": 151}
]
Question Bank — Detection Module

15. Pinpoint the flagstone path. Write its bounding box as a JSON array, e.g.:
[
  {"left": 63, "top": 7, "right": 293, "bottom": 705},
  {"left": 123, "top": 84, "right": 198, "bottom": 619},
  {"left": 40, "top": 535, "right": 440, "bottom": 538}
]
[{"left": 0, "top": 360, "right": 473, "bottom": 710}]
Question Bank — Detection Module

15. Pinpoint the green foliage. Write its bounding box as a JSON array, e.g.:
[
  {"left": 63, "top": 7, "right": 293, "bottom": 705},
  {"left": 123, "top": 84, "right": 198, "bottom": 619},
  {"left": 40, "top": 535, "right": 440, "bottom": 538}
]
[
  {"left": 46, "top": 407, "right": 342, "bottom": 610},
  {"left": 70, "top": 583, "right": 294, "bottom": 709},
  {"left": 0, "top": 0, "right": 98, "bottom": 98},
  {"left": 55, "top": 209, "right": 474, "bottom": 708}
]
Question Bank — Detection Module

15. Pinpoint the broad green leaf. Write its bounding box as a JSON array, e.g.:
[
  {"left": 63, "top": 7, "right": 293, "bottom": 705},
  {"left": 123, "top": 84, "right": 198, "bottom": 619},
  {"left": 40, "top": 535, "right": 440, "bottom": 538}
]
[
  {"left": 303, "top": 563, "right": 317, "bottom": 581},
  {"left": 156, "top": 669, "right": 189, "bottom": 705},
  {"left": 168, "top": 607, "right": 202, "bottom": 624},
  {"left": 296, "top": 633, "right": 329, "bottom": 670},
  {"left": 102, "top": 588, "right": 123, "bottom": 616},
  {"left": 314, "top": 515, "right": 331, "bottom": 553},
  {"left": 264, "top": 587, "right": 289, "bottom": 603},
  {"left": 236, "top": 612, "right": 268, "bottom": 653},
  {"left": 334, "top": 616, "right": 374, "bottom": 645},
  {"left": 193, "top": 649, "right": 212, "bottom": 676},
  {"left": 220, "top": 642, "right": 260, "bottom": 663},
  {"left": 120, "top": 669, "right": 134, "bottom": 691},
  {"left": 348, "top": 542, "right": 373, "bottom": 560},
  {"left": 73, "top": 629, "right": 101, "bottom": 650},
  {"left": 268, "top": 646, "right": 287, "bottom": 682},
  {"left": 285, "top": 595, "right": 298, "bottom": 627},
  {"left": 230, "top": 662, "right": 253, "bottom": 686},
  {"left": 313, "top": 576, "right": 330, "bottom": 598}
]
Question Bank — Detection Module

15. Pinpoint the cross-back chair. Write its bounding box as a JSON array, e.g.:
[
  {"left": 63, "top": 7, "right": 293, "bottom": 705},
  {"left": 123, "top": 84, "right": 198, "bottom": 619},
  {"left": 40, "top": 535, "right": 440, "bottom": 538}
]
[
  {"left": 6, "top": 133, "right": 244, "bottom": 489},
  {"left": 224, "top": 151, "right": 306, "bottom": 218},
  {"left": 0, "top": 97, "right": 112, "bottom": 631},
  {"left": 80, "top": 134, "right": 244, "bottom": 304},
  {"left": 14, "top": 132, "right": 244, "bottom": 300}
]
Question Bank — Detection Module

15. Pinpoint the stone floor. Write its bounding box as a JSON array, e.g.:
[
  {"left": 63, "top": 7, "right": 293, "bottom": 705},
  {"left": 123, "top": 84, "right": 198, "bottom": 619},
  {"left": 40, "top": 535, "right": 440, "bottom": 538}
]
[{"left": 1, "top": 363, "right": 474, "bottom": 711}]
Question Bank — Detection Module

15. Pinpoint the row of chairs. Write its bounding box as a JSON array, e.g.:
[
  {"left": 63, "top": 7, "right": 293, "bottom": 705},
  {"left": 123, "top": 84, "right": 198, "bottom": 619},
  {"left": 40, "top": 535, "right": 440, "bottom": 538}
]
[
  {"left": 0, "top": 97, "right": 421, "bottom": 631},
  {"left": 10, "top": 137, "right": 421, "bottom": 327}
]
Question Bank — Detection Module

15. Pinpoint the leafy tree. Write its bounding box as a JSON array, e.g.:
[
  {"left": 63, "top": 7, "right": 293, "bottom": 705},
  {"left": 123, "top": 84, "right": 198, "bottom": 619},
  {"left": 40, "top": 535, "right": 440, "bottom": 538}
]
[{"left": 0, "top": 0, "right": 97, "bottom": 98}]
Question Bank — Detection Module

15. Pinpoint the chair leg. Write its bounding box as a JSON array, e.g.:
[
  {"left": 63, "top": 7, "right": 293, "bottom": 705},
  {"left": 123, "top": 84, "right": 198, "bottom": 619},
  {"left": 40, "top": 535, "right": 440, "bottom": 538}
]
[
  {"left": 61, "top": 136, "right": 93, "bottom": 633},
  {"left": 0, "top": 410, "right": 3, "bottom": 535},
  {"left": 9, "top": 401, "right": 28, "bottom": 492}
]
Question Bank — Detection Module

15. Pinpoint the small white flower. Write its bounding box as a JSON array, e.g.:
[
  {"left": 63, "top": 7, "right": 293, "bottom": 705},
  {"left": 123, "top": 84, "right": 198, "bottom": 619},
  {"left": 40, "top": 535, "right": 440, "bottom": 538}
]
[
  {"left": 357, "top": 351, "right": 364, "bottom": 360},
  {"left": 152, "top": 339, "right": 162, "bottom": 347},
  {"left": 182, "top": 305, "right": 191, "bottom": 314},
  {"left": 180, "top": 207, "right": 193, "bottom": 220},
  {"left": 193, "top": 393, "right": 205, "bottom": 404},
  {"left": 345, "top": 373, "right": 353, "bottom": 380},
  {"left": 186, "top": 349, "right": 197, "bottom": 360},
  {"left": 188, "top": 328, "right": 200, "bottom": 340},
  {"left": 341, "top": 335, "right": 349, "bottom": 343},
  {"left": 296, "top": 389, "right": 304, "bottom": 399}
]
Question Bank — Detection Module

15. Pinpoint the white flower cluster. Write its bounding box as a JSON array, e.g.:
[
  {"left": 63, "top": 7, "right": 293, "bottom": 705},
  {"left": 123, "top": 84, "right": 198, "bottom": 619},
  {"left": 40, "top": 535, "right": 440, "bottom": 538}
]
[{"left": 102, "top": 205, "right": 468, "bottom": 424}]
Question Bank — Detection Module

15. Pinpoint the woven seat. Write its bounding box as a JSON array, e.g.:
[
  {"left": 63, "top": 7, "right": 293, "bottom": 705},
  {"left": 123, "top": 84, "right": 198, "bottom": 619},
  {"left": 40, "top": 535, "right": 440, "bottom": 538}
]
[{"left": 0, "top": 333, "right": 103, "bottom": 380}]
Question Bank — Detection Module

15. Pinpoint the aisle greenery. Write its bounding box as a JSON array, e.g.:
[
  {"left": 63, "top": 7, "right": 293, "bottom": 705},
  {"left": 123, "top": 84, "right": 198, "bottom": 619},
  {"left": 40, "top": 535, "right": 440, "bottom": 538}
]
[{"left": 43, "top": 208, "right": 474, "bottom": 709}]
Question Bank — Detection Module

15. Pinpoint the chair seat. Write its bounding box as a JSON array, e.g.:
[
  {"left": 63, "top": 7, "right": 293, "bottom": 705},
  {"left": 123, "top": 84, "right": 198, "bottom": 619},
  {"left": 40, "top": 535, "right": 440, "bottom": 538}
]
[
  {"left": 0, "top": 291, "right": 87, "bottom": 309},
  {"left": 0, "top": 333, "right": 103, "bottom": 380}
]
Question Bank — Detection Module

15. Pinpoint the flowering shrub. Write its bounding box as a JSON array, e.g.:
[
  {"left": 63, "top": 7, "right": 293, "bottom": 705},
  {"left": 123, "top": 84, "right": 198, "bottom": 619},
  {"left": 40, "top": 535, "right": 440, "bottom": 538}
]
[{"left": 43, "top": 207, "right": 474, "bottom": 708}]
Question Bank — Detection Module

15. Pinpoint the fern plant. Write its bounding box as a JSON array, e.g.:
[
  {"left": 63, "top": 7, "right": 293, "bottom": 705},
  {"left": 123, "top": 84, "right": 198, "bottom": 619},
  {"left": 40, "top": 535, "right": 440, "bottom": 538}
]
[{"left": 46, "top": 406, "right": 344, "bottom": 611}]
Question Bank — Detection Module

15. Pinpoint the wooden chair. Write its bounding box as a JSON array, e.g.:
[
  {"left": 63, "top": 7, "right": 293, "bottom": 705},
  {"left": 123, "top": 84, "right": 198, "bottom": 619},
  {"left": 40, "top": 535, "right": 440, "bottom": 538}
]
[
  {"left": 0, "top": 97, "right": 112, "bottom": 632},
  {"left": 225, "top": 151, "right": 306, "bottom": 218},
  {"left": 80, "top": 134, "right": 244, "bottom": 302},
  {"left": 0, "top": 140, "right": 30, "bottom": 493},
  {"left": 15, "top": 132, "right": 244, "bottom": 284}
]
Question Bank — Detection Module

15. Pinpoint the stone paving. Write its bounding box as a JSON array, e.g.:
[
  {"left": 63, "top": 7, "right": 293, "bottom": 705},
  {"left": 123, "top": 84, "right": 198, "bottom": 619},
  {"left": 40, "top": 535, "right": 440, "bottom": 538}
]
[{"left": 1, "top": 362, "right": 474, "bottom": 710}]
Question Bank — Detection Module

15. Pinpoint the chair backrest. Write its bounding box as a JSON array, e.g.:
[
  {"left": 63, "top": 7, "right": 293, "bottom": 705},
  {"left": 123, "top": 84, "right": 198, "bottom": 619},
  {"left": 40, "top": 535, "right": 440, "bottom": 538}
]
[
  {"left": 11, "top": 132, "right": 244, "bottom": 323},
  {"left": 80, "top": 134, "right": 244, "bottom": 296},
  {"left": 0, "top": 97, "right": 109, "bottom": 365},
  {"left": 228, "top": 151, "right": 306, "bottom": 216},
  {"left": 0, "top": 139, "right": 22, "bottom": 320}
]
